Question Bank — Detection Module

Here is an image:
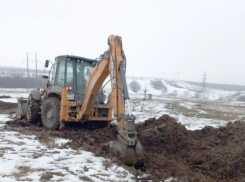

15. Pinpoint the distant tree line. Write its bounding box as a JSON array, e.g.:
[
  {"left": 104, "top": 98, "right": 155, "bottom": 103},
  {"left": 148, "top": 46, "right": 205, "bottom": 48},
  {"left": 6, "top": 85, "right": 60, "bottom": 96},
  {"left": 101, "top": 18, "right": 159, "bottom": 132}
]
[
  {"left": 0, "top": 66, "right": 49, "bottom": 88},
  {"left": 0, "top": 76, "right": 47, "bottom": 88},
  {"left": 0, "top": 66, "right": 48, "bottom": 78}
]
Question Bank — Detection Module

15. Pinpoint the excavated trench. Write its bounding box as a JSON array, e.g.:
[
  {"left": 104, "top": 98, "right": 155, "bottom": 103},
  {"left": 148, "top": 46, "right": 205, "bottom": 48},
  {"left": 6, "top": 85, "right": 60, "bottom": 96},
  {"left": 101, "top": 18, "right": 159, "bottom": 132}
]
[{"left": 2, "top": 99, "right": 245, "bottom": 181}]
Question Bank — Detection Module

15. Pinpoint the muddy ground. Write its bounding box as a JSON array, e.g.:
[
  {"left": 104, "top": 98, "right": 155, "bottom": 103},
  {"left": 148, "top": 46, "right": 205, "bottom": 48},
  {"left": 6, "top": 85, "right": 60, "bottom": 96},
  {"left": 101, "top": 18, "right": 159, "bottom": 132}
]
[
  {"left": 4, "top": 115, "right": 245, "bottom": 181},
  {"left": 0, "top": 100, "right": 17, "bottom": 114},
  {"left": 2, "top": 101, "right": 245, "bottom": 181}
]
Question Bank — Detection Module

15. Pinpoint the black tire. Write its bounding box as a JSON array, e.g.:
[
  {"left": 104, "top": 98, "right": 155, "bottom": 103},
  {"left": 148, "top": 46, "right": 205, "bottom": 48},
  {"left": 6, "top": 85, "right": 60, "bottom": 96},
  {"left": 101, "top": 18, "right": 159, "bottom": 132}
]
[
  {"left": 26, "top": 94, "right": 41, "bottom": 123},
  {"left": 41, "top": 97, "right": 60, "bottom": 130}
]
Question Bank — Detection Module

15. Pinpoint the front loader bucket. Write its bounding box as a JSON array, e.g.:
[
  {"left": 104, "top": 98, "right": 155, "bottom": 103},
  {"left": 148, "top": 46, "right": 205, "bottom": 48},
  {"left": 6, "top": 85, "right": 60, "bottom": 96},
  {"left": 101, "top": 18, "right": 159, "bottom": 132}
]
[
  {"left": 16, "top": 98, "right": 27, "bottom": 120},
  {"left": 109, "top": 139, "right": 144, "bottom": 167}
]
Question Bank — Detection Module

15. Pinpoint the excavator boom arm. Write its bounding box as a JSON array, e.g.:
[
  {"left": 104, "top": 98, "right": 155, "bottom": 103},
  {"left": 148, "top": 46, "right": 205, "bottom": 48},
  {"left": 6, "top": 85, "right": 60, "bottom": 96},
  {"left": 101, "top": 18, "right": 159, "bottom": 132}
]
[
  {"left": 77, "top": 35, "right": 144, "bottom": 165},
  {"left": 78, "top": 35, "right": 127, "bottom": 128}
]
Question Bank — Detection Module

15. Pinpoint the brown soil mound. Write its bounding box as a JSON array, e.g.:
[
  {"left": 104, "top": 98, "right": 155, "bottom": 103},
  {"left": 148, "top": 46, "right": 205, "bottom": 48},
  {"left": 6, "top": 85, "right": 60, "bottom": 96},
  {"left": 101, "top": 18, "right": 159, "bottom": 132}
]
[
  {"left": 137, "top": 115, "right": 245, "bottom": 181},
  {"left": 5, "top": 115, "right": 245, "bottom": 181},
  {"left": 0, "top": 100, "right": 17, "bottom": 110}
]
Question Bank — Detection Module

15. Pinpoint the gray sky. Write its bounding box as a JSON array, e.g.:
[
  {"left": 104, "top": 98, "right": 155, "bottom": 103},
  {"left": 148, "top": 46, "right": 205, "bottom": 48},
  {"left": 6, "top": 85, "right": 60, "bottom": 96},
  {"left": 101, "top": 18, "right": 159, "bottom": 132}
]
[{"left": 0, "top": 0, "right": 245, "bottom": 85}]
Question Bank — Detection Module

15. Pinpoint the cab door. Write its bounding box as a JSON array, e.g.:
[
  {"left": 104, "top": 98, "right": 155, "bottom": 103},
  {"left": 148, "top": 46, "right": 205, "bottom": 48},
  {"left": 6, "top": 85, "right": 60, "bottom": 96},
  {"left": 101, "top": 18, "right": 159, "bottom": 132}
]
[{"left": 56, "top": 60, "right": 65, "bottom": 87}]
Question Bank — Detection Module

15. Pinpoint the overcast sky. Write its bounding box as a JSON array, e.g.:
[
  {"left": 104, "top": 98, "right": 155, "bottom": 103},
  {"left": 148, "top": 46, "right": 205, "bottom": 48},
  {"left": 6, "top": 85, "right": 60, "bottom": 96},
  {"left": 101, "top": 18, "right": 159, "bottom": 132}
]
[{"left": 0, "top": 0, "right": 245, "bottom": 85}]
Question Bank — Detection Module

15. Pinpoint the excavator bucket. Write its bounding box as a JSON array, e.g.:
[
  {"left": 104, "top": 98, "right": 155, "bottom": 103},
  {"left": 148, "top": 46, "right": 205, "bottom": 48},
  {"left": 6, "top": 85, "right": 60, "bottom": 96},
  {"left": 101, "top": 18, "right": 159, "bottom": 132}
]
[
  {"left": 109, "top": 116, "right": 145, "bottom": 167},
  {"left": 16, "top": 98, "right": 27, "bottom": 120},
  {"left": 109, "top": 139, "right": 144, "bottom": 167}
]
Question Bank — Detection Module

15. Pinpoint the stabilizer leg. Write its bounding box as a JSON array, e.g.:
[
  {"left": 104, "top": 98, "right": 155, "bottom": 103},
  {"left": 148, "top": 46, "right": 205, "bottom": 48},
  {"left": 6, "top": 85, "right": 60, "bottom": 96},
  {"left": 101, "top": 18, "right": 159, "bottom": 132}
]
[{"left": 16, "top": 98, "right": 28, "bottom": 120}]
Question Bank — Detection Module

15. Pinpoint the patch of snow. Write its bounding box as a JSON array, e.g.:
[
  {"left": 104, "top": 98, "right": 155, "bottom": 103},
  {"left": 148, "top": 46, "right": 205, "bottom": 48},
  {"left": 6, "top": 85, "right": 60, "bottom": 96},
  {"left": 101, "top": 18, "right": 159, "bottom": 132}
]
[
  {"left": 0, "top": 88, "right": 29, "bottom": 99},
  {"left": 179, "top": 102, "right": 196, "bottom": 109},
  {"left": 197, "top": 109, "right": 207, "bottom": 114},
  {"left": 54, "top": 138, "right": 71, "bottom": 147},
  {"left": 130, "top": 99, "right": 234, "bottom": 131},
  {"left": 176, "top": 114, "right": 230, "bottom": 131},
  {"left": 0, "top": 114, "right": 11, "bottom": 127},
  {"left": 165, "top": 177, "right": 178, "bottom": 182},
  {"left": 0, "top": 114, "right": 11, "bottom": 122},
  {"left": 0, "top": 114, "right": 135, "bottom": 182},
  {"left": 120, "top": 78, "right": 236, "bottom": 102},
  {"left": 0, "top": 98, "right": 17, "bottom": 103},
  {"left": 129, "top": 100, "right": 167, "bottom": 123}
]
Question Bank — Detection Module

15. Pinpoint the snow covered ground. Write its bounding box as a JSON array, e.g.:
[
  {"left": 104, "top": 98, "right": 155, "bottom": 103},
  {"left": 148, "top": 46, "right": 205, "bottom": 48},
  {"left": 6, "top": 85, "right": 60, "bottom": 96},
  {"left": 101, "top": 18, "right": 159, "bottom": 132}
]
[
  {"left": 0, "top": 88, "right": 29, "bottom": 99},
  {"left": 0, "top": 98, "right": 19, "bottom": 103},
  {"left": 0, "top": 115, "right": 134, "bottom": 182},
  {"left": 0, "top": 81, "right": 245, "bottom": 181},
  {"left": 124, "top": 78, "right": 239, "bottom": 101},
  {"left": 129, "top": 98, "right": 244, "bottom": 131}
]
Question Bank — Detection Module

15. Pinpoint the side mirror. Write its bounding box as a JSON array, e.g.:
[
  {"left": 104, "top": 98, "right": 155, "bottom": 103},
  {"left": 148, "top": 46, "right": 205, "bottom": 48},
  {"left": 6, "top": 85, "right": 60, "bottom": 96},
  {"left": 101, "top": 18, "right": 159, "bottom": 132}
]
[
  {"left": 45, "top": 60, "right": 49, "bottom": 68},
  {"left": 42, "top": 75, "right": 49, "bottom": 79}
]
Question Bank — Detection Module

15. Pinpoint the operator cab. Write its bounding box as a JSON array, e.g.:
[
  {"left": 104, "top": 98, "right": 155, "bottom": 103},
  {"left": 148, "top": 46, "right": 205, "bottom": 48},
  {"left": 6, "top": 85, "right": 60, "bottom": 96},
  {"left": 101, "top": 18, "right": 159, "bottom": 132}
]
[{"left": 47, "top": 55, "right": 97, "bottom": 101}]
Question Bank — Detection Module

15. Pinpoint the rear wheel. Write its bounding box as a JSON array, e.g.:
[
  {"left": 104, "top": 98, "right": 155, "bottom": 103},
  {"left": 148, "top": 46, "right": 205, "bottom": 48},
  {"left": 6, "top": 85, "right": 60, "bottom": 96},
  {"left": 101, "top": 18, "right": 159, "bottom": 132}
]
[
  {"left": 26, "top": 94, "right": 41, "bottom": 123},
  {"left": 41, "top": 97, "right": 60, "bottom": 130}
]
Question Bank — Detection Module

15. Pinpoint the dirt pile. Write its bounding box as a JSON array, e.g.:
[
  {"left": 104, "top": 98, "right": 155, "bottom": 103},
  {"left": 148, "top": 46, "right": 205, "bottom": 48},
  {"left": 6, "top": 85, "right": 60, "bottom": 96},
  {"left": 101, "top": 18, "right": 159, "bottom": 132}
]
[
  {"left": 137, "top": 115, "right": 245, "bottom": 181},
  {"left": 5, "top": 115, "right": 245, "bottom": 181},
  {"left": 0, "top": 100, "right": 17, "bottom": 111}
]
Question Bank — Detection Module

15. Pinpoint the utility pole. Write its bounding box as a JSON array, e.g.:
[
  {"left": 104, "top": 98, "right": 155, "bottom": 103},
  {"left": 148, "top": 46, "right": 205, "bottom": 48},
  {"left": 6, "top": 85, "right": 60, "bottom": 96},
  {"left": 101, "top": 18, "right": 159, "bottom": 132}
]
[
  {"left": 35, "top": 53, "right": 38, "bottom": 88},
  {"left": 144, "top": 86, "right": 148, "bottom": 100},
  {"left": 26, "top": 53, "right": 30, "bottom": 92}
]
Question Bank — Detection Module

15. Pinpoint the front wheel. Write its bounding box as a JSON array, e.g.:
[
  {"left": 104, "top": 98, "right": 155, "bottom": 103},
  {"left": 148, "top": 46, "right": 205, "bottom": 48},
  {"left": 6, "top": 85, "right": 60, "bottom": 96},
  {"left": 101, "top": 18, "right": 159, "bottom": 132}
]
[{"left": 41, "top": 97, "right": 60, "bottom": 130}]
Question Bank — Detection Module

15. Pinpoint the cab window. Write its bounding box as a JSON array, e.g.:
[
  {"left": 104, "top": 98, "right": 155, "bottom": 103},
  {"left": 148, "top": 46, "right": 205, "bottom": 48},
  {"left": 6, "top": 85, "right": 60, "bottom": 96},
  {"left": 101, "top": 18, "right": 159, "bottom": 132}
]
[
  {"left": 76, "top": 61, "right": 93, "bottom": 94},
  {"left": 66, "top": 61, "right": 74, "bottom": 87}
]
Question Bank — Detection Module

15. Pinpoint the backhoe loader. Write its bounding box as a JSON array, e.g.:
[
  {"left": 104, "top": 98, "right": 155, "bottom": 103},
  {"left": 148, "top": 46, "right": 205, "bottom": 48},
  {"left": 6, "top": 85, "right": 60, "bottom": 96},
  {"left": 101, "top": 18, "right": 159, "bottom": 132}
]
[{"left": 17, "top": 35, "right": 144, "bottom": 165}]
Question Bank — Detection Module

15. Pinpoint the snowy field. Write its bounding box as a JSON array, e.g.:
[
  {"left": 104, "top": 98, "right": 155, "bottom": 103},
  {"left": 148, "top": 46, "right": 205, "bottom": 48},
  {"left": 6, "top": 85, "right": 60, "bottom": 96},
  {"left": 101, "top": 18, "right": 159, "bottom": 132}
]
[
  {"left": 125, "top": 78, "right": 239, "bottom": 100},
  {"left": 0, "top": 114, "right": 135, "bottom": 182},
  {"left": 0, "top": 88, "right": 29, "bottom": 99},
  {"left": 129, "top": 98, "right": 245, "bottom": 131},
  {"left": 0, "top": 83, "right": 245, "bottom": 181}
]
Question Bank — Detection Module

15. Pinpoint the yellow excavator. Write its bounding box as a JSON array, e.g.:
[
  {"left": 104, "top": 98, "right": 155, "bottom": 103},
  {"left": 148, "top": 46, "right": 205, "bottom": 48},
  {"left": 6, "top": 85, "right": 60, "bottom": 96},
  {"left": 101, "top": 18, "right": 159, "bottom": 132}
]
[{"left": 17, "top": 35, "right": 144, "bottom": 165}]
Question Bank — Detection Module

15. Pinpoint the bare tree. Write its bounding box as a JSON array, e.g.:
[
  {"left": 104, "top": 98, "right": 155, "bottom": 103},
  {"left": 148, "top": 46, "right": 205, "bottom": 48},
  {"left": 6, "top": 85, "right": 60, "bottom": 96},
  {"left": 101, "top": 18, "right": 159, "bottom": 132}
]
[
  {"left": 151, "top": 79, "right": 167, "bottom": 91},
  {"left": 183, "top": 91, "right": 190, "bottom": 97},
  {"left": 129, "top": 80, "right": 141, "bottom": 93}
]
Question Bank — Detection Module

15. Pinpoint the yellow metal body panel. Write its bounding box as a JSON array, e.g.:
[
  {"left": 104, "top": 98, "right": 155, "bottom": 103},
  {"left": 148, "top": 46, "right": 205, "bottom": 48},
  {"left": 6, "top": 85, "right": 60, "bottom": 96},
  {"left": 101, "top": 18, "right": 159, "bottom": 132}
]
[{"left": 60, "top": 88, "right": 112, "bottom": 122}]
